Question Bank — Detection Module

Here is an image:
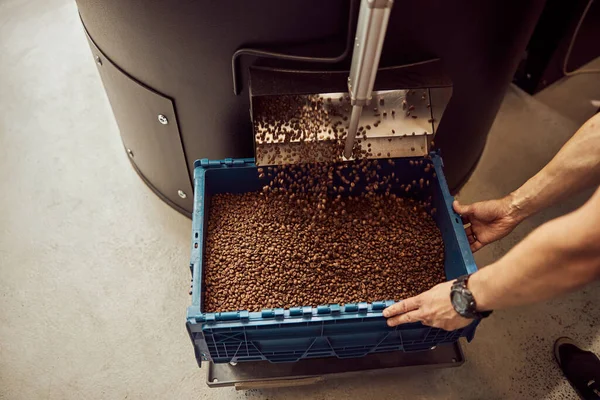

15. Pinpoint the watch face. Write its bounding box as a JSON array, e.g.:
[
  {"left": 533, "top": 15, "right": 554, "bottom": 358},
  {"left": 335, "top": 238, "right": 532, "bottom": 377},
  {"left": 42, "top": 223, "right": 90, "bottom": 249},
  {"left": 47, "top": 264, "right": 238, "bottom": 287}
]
[{"left": 452, "top": 291, "right": 469, "bottom": 313}]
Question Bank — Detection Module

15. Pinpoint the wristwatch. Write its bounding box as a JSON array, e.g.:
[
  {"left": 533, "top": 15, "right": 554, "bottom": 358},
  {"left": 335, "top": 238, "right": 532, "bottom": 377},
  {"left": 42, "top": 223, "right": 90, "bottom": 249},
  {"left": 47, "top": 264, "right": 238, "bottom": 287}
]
[{"left": 450, "top": 274, "right": 493, "bottom": 319}]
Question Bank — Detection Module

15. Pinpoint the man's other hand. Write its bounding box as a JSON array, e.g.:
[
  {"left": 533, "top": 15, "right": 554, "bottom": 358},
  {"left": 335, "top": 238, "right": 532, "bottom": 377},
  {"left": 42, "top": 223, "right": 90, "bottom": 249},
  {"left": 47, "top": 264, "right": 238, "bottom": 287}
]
[
  {"left": 453, "top": 197, "right": 522, "bottom": 252},
  {"left": 383, "top": 281, "right": 473, "bottom": 331}
]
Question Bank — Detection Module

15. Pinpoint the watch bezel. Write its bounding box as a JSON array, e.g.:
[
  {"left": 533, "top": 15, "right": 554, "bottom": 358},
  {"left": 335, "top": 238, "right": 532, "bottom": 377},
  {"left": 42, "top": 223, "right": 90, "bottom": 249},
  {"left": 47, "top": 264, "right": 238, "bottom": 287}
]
[{"left": 450, "top": 289, "right": 468, "bottom": 314}]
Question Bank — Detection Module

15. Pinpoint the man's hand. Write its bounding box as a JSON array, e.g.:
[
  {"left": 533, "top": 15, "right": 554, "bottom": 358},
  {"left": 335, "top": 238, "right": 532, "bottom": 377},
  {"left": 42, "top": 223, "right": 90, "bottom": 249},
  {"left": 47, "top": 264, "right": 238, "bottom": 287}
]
[
  {"left": 453, "top": 196, "right": 522, "bottom": 252},
  {"left": 383, "top": 281, "right": 473, "bottom": 331}
]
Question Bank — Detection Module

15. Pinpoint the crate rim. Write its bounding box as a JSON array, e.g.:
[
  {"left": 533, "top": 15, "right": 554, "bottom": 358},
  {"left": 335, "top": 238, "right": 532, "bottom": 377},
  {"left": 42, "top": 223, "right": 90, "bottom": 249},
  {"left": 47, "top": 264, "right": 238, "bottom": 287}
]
[{"left": 186, "top": 152, "right": 477, "bottom": 326}]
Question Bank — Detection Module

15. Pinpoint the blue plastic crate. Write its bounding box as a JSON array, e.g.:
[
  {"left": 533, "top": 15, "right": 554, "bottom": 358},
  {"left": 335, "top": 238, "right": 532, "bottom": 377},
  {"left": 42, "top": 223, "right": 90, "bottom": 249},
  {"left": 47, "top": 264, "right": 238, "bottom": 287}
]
[{"left": 186, "top": 154, "right": 478, "bottom": 365}]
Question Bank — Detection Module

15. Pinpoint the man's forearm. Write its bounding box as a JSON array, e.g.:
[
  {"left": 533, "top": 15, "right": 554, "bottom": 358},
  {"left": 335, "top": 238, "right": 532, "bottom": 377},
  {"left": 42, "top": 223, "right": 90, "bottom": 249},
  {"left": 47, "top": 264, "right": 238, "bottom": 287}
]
[
  {"left": 509, "top": 113, "right": 600, "bottom": 221},
  {"left": 469, "top": 188, "right": 600, "bottom": 311}
]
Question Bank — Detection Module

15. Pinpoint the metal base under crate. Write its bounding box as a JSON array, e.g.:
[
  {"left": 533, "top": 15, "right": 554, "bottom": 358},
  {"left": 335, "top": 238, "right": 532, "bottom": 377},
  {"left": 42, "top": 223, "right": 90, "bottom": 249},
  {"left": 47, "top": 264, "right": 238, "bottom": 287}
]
[{"left": 207, "top": 342, "right": 464, "bottom": 390}]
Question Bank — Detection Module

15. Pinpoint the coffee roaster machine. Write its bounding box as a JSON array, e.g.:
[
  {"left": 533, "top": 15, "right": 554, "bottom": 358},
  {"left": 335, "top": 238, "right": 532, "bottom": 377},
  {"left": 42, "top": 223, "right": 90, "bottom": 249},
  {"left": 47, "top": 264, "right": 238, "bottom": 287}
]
[{"left": 78, "top": 0, "right": 545, "bottom": 389}]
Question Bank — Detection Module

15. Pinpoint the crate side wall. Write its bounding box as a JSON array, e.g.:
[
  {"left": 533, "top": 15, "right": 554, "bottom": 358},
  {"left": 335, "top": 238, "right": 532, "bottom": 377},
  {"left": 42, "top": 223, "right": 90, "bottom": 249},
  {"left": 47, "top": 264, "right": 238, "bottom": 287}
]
[
  {"left": 193, "top": 321, "right": 466, "bottom": 363},
  {"left": 431, "top": 156, "right": 478, "bottom": 278}
]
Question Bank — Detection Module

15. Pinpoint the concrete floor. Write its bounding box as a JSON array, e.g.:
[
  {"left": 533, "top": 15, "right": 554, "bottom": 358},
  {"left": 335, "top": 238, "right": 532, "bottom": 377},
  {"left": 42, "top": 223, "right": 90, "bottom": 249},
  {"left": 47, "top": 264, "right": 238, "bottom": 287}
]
[{"left": 1, "top": 1, "right": 599, "bottom": 399}]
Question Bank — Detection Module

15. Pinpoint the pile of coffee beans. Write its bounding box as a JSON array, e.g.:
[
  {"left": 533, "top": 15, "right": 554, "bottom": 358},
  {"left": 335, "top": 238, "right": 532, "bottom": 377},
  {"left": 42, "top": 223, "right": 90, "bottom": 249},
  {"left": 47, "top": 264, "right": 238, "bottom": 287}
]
[{"left": 203, "top": 158, "right": 445, "bottom": 313}]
